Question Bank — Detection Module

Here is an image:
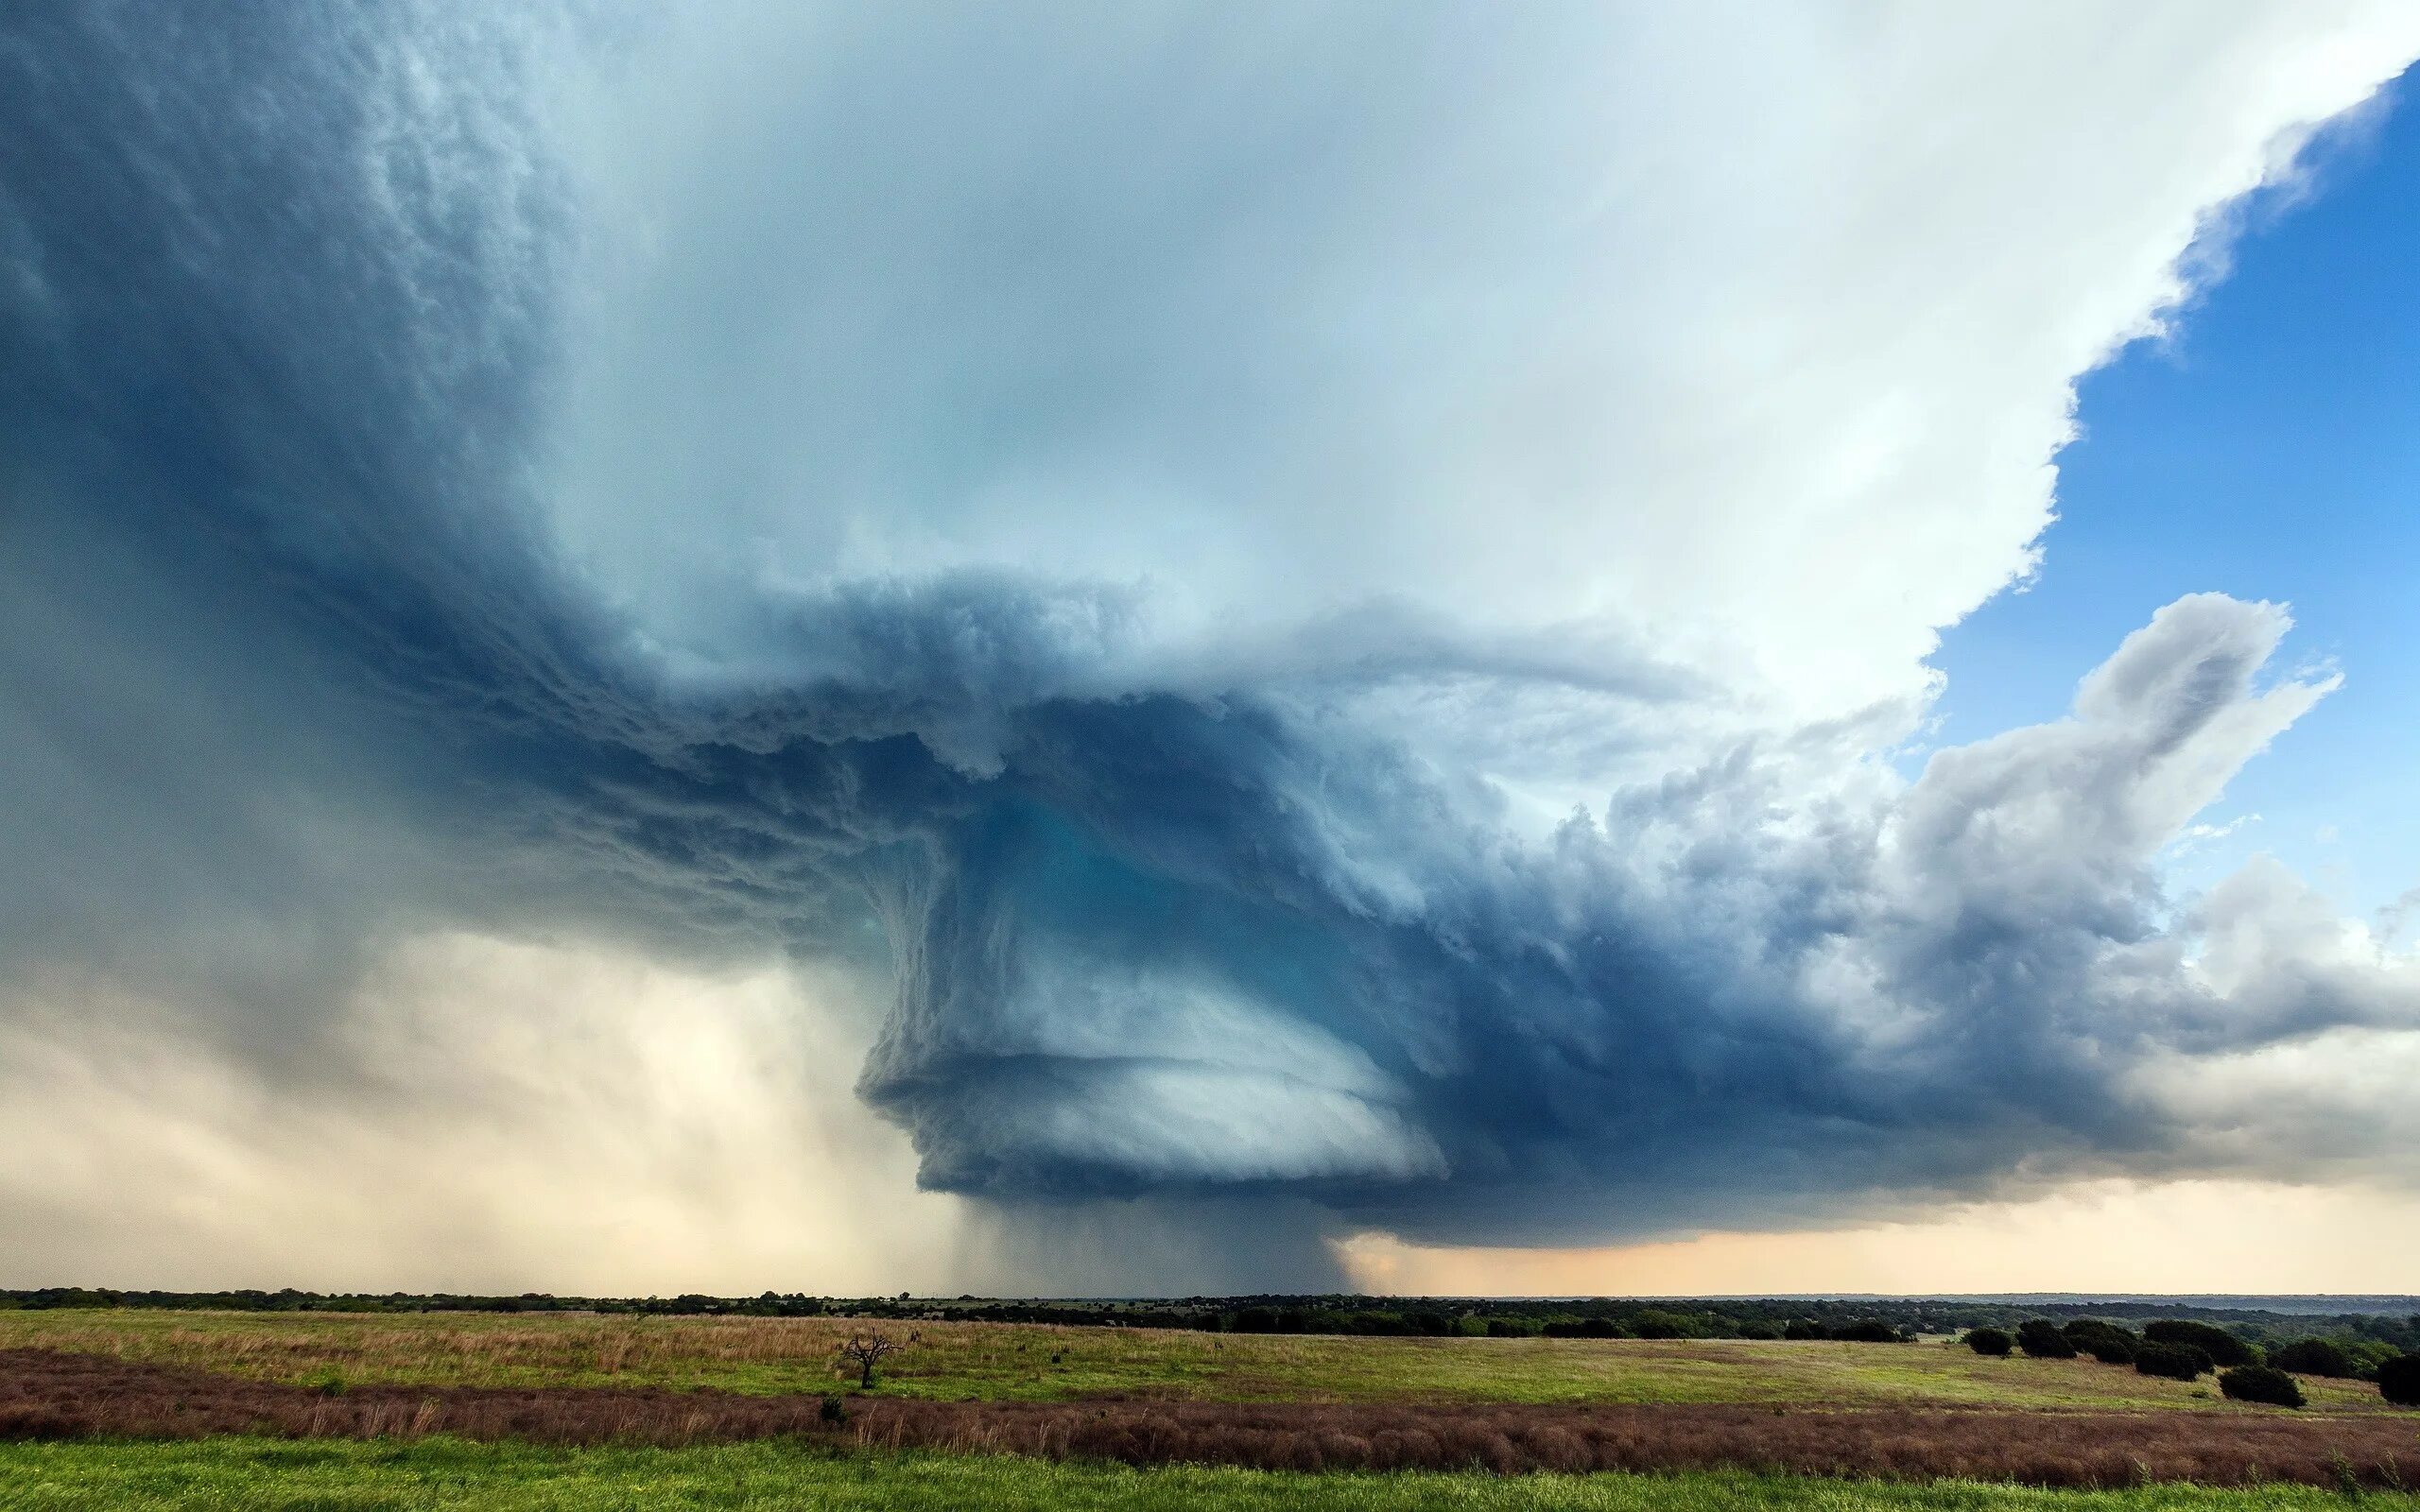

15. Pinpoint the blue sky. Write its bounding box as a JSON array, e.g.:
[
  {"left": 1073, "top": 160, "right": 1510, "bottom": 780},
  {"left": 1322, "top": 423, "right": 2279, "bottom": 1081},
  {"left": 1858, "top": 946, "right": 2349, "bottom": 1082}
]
[{"left": 1933, "top": 66, "right": 2420, "bottom": 918}]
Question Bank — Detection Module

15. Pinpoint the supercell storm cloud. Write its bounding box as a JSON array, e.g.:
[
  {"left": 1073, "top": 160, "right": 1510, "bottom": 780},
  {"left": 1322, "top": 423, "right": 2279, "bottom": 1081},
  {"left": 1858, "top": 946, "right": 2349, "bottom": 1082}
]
[{"left": 5, "top": 3, "right": 2419, "bottom": 1283}]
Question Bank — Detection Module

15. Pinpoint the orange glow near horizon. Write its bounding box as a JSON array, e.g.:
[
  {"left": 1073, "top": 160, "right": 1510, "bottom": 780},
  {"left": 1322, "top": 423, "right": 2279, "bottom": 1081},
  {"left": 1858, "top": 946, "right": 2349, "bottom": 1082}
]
[{"left": 1337, "top": 1180, "right": 2420, "bottom": 1297}]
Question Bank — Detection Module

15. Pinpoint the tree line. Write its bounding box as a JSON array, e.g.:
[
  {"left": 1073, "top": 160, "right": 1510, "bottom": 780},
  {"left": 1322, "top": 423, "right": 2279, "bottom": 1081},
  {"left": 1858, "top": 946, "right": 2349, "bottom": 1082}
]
[{"left": 8, "top": 1287, "right": 2413, "bottom": 1360}]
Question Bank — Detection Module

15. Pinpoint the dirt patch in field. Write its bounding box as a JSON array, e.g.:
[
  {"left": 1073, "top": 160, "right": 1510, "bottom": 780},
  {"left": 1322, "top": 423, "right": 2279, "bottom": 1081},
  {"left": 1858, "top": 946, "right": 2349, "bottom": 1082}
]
[{"left": 3, "top": 1348, "right": 2414, "bottom": 1489}]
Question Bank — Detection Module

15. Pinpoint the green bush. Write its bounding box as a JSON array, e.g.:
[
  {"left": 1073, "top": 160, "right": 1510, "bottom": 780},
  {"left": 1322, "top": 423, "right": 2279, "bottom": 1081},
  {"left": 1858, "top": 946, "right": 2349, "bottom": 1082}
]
[
  {"left": 2218, "top": 1365, "right": 2304, "bottom": 1408},
  {"left": 2134, "top": 1341, "right": 2215, "bottom": 1381},
  {"left": 2142, "top": 1320, "right": 2256, "bottom": 1367},
  {"left": 1963, "top": 1327, "right": 2014, "bottom": 1357},
  {"left": 2015, "top": 1320, "right": 2076, "bottom": 1359},
  {"left": 1829, "top": 1319, "right": 1904, "bottom": 1344},
  {"left": 2061, "top": 1319, "right": 2137, "bottom": 1364},
  {"left": 2380, "top": 1353, "right": 2420, "bottom": 1406},
  {"left": 2349, "top": 1340, "right": 2402, "bottom": 1378},
  {"left": 2267, "top": 1338, "right": 2356, "bottom": 1378},
  {"left": 1630, "top": 1310, "right": 1693, "bottom": 1340},
  {"left": 1782, "top": 1319, "right": 1825, "bottom": 1341}
]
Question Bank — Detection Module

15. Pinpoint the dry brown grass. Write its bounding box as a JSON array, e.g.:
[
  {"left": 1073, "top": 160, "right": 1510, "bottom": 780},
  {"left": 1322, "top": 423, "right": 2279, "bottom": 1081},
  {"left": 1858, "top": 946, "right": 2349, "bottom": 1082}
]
[
  {"left": 9, "top": 1309, "right": 2399, "bottom": 1413},
  {"left": 5, "top": 1348, "right": 2417, "bottom": 1489}
]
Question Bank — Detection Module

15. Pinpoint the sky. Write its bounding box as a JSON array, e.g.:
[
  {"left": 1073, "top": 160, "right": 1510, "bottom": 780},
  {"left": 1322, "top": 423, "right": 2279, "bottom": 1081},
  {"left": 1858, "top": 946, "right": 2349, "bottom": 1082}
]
[
  {"left": 1930, "top": 85, "right": 2420, "bottom": 917},
  {"left": 5, "top": 3, "right": 2420, "bottom": 1297}
]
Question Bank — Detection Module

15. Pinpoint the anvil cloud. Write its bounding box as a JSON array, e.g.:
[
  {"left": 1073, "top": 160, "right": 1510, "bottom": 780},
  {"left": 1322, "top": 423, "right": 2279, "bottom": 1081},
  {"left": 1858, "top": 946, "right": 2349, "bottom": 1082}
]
[{"left": 4, "top": 2, "right": 2419, "bottom": 1288}]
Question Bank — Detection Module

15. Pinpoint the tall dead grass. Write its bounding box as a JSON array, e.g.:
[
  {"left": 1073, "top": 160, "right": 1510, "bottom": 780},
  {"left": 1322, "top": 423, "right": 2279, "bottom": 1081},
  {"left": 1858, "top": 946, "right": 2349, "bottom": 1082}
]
[{"left": 3, "top": 1349, "right": 2414, "bottom": 1488}]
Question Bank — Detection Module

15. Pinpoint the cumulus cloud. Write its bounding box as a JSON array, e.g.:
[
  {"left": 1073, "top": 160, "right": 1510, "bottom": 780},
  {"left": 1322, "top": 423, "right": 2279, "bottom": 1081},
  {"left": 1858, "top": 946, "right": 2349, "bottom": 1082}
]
[
  {"left": 4, "top": 2, "right": 2419, "bottom": 1287},
  {"left": 849, "top": 593, "right": 2414, "bottom": 1246},
  {"left": 542, "top": 0, "right": 2420, "bottom": 743}
]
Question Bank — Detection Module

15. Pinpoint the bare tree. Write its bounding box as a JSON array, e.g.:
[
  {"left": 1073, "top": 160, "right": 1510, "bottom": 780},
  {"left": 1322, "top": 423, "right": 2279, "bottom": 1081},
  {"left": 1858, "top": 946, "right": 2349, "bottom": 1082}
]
[{"left": 837, "top": 1332, "right": 900, "bottom": 1389}]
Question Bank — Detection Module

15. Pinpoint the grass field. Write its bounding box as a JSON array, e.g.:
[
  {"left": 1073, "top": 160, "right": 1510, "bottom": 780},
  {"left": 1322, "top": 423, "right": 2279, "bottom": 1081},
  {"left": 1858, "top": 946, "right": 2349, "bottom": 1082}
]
[
  {"left": 5, "top": 1439, "right": 2418, "bottom": 1512},
  {"left": 7, "top": 1312, "right": 2415, "bottom": 1504},
  {"left": 0, "top": 1311, "right": 2401, "bottom": 1415}
]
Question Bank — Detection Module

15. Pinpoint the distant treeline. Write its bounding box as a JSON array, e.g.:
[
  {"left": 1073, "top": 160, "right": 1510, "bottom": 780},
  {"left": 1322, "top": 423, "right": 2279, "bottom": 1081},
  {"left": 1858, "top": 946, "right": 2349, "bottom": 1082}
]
[{"left": 7, "top": 1288, "right": 2416, "bottom": 1356}]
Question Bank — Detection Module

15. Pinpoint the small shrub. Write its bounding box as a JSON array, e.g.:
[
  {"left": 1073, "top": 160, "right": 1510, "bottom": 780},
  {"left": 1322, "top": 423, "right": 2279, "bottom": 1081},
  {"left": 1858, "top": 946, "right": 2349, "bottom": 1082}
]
[
  {"left": 2270, "top": 1338, "right": 2358, "bottom": 1379},
  {"left": 2220, "top": 1365, "right": 2306, "bottom": 1408},
  {"left": 2135, "top": 1341, "right": 2215, "bottom": 1381},
  {"left": 2063, "top": 1319, "right": 2138, "bottom": 1365},
  {"left": 2330, "top": 1451, "right": 2364, "bottom": 1498},
  {"left": 2016, "top": 1320, "right": 2077, "bottom": 1359},
  {"left": 2143, "top": 1320, "right": 2256, "bottom": 1367},
  {"left": 2380, "top": 1354, "right": 2420, "bottom": 1407},
  {"left": 1963, "top": 1328, "right": 2014, "bottom": 1357},
  {"left": 1831, "top": 1319, "right": 1904, "bottom": 1344},
  {"left": 818, "top": 1395, "right": 848, "bottom": 1425}
]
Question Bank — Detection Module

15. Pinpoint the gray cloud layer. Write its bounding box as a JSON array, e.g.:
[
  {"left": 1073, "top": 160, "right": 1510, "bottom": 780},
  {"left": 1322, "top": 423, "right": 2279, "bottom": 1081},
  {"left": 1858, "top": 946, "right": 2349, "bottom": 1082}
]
[{"left": 5, "top": 4, "right": 2417, "bottom": 1279}]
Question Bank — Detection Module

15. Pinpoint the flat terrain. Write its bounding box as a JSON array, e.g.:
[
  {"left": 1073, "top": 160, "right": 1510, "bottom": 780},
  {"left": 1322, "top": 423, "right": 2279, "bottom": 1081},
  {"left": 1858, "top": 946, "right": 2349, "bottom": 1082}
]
[
  {"left": 0, "top": 1311, "right": 2401, "bottom": 1414},
  {"left": 16, "top": 1346, "right": 2417, "bottom": 1486},
  {"left": 5, "top": 1311, "right": 2415, "bottom": 1504},
  {"left": 4, "top": 1440, "right": 2419, "bottom": 1512}
]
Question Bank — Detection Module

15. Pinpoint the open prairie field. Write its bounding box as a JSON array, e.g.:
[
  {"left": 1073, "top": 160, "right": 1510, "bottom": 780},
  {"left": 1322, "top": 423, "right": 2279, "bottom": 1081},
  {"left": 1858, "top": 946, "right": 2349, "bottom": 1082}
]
[
  {"left": 3, "top": 1439, "right": 2419, "bottom": 1512},
  {"left": 0, "top": 1310, "right": 2401, "bottom": 1414},
  {"left": 4, "top": 1310, "right": 2418, "bottom": 1505}
]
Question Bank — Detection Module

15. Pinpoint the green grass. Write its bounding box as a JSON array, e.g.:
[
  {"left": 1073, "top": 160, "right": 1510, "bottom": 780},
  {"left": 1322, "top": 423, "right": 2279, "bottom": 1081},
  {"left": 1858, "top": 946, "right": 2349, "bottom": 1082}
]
[
  {"left": 1, "top": 1312, "right": 2401, "bottom": 1415},
  {"left": 3, "top": 1439, "right": 2414, "bottom": 1512}
]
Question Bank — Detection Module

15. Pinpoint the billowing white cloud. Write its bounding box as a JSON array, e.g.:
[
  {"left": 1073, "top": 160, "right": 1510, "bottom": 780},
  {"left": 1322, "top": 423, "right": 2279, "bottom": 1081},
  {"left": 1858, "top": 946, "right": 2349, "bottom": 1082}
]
[{"left": 543, "top": 1, "right": 2420, "bottom": 750}]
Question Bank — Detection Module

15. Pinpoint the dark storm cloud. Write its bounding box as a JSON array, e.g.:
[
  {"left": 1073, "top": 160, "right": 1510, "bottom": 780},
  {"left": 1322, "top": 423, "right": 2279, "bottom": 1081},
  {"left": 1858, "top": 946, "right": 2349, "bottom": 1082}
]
[{"left": 4, "top": 4, "right": 2414, "bottom": 1263}]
